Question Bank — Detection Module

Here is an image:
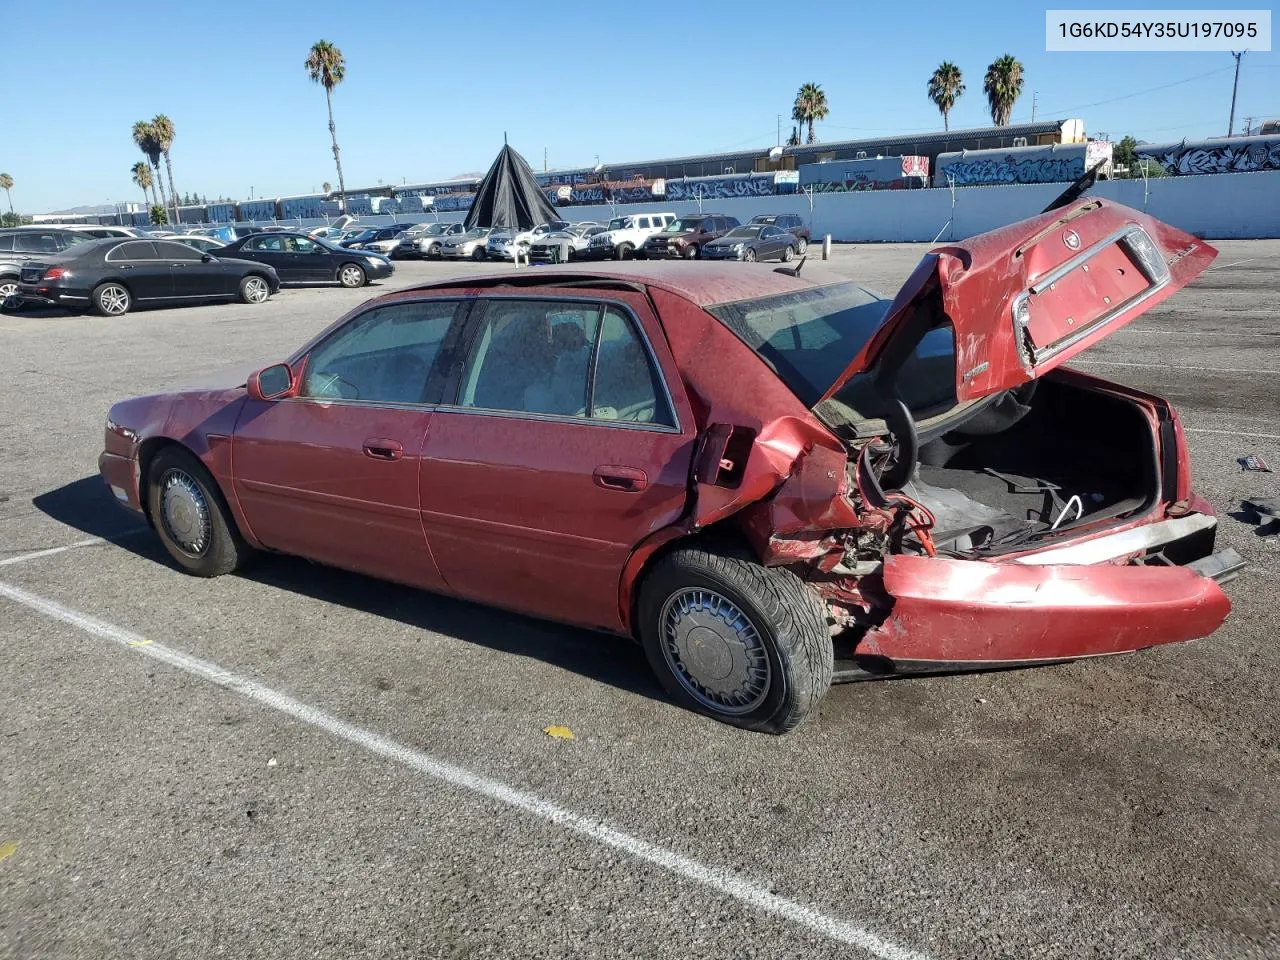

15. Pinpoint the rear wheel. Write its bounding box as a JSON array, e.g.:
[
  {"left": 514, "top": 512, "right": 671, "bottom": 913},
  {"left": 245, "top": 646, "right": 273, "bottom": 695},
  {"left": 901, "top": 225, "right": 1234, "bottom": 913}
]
[
  {"left": 0, "top": 278, "right": 17, "bottom": 300},
  {"left": 796, "top": 237, "right": 808, "bottom": 255},
  {"left": 146, "top": 446, "right": 252, "bottom": 577},
  {"left": 338, "top": 263, "right": 366, "bottom": 288},
  {"left": 637, "top": 545, "right": 832, "bottom": 734},
  {"left": 91, "top": 282, "right": 131, "bottom": 316},
  {"left": 238, "top": 274, "right": 271, "bottom": 304},
  {"left": 615, "top": 242, "right": 634, "bottom": 261}
]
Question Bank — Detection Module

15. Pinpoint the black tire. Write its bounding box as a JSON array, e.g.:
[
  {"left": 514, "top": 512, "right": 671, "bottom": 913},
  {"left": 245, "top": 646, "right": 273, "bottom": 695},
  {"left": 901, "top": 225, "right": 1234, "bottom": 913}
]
[
  {"left": 91, "top": 282, "right": 132, "bottom": 317},
  {"left": 683, "top": 243, "right": 699, "bottom": 260},
  {"left": 782, "top": 245, "right": 795, "bottom": 263},
  {"left": 146, "top": 446, "right": 252, "bottom": 577},
  {"left": 237, "top": 274, "right": 271, "bottom": 304},
  {"left": 0, "top": 277, "right": 18, "bottom": 301},
  {"left": 338, "top": 263, "right": 366, "bottom": 288},
  {"left": 615, "top": 242, "right": 634, "bottom": 261},
  {"left": 637, "top": 545, "right": 832, "bottom": 734},
  {"left": 472, "top": 245, "right": 487, "bottom": 262},
  {"left": 743, "top": 247, "right": 757, "bottom": 263},
  {"left": 796, "top": 237, "right": 808, "bottom": 255}
]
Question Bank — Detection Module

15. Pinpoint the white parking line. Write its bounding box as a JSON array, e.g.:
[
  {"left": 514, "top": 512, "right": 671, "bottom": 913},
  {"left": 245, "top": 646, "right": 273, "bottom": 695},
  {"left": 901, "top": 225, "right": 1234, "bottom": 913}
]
[
  {"left": 1071, "top": 360, "right": 1275, "bottom": 375},
  {"left": 0, "top": 530, "right": 146, "bottom": 568},
  {"left": 1121, "top": 328, "right": 1277, "bottom": 338},
  {"left": 0, "top": 578, "right": 928, "bottom": 960},
  {"left": 1184, "top": 428, "right": 1280, "bottom": 440}
]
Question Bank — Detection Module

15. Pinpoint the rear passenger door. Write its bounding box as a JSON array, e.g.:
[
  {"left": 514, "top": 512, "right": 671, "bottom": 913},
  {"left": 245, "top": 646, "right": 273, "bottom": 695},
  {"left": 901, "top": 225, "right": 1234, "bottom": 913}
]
[
  {"left": 104, "top": 241, "right": 175, "bottom": 301},
  {"left": 418, "top": 293, "right": 696, "bottom": 633}
]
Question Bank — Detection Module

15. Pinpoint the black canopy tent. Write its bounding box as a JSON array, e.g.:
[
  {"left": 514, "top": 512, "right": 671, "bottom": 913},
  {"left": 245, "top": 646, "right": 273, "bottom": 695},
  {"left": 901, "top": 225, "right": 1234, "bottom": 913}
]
[{"left": 464, "top": 143, "right": 560, "bottom": 230}]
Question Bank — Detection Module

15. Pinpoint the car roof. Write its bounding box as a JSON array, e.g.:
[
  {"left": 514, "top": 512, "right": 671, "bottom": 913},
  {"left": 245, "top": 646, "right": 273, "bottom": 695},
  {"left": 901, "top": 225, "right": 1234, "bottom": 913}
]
[{"left": 387, "top": 260, "right": 854, "bottom": 308}]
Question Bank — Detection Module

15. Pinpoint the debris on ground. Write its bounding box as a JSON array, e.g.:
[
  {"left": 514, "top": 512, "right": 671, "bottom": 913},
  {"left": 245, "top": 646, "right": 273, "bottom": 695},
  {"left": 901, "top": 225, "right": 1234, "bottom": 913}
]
[
  {"left": 266, "top": 757, "right": 278, "bottom": 767},
  {"left": 1238, "top": 454, "right": 1273, "bottom": 472},
  {"left": 1241, "top": 498, "right": 1280, "bottom": 536},
  {"left": 542, "top": 725, "right": 576, "bottom": 740}
]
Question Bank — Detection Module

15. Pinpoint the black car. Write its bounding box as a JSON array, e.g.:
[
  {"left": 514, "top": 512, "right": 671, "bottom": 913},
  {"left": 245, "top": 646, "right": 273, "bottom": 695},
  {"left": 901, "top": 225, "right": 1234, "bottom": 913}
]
[
  {"left": 214, "top": 232, "right": 394, "bottom": 288},
  {"left": 7, "top": 237, "right": 280, "bottom": 316},
  {"left": 340, "top": 224, "right": 416, "bottom": 250},
  {"left": 1, "top": 228, "right": 99, "bottom": 301},
  {"left": 702, "top": 223, "right": 800, "bottom": 262}
]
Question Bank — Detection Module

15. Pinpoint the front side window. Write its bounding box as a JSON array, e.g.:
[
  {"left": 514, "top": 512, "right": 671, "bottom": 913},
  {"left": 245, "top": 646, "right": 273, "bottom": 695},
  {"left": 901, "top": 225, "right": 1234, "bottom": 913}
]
[
  {"left": 155, "top": 241, "right": 202, "bottom": 261},
  {"left": 0, "top": 235, "right": 13, "bottom": 252},
  {"left": 290, "top": 237, "right": 318, "bottom": 254},
  {"left": 457, "top": 300, "right": 672, "bottom": 426},
  {"left": 300, "top": 300, "right": 458, "bottom": 404},
  {"left": 109, "top": 240, "right": 160, "bottom": 260}
]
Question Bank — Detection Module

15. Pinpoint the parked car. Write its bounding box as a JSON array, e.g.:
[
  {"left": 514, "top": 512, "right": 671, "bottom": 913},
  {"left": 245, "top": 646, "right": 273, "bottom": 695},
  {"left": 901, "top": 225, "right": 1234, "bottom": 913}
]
[
  {"left": 169, "top": 235, "right": 228, "bottom": 253},
  {"left": 96, "top": 200, "right": 1239, "bottom": 733},
  {"left": 580, "top": 213, "right": 678, "bottom": 261},
  {"left": 527, "top": 223, "right": 606, "bottom": 263},
  {"left": 342, "top": 224, "right": 417, "bottom": 251},
  {"left": 442, "top": 227, "right": 496, "bottom": 260},
  {"left": 8, "top": 237, "right": 278, "bottom": 315},
  {"left": 642, "top": 215, "right": 740, "bottom": 259},
  {"left": 702, "top": 223, "right": 799, "bottom": 262},
  {"left": 339, "top": 228, "right": 380, "bottom": 249},
  {"left": 214, "top": 232, "right": 393, "bottom": 288},
  {"left": 394, "top": 222, "right": 466, "bottom": 259},
  {"left": 0, "top": 228, "right": 97, "bottom": 301},
  {"left": 7, "top": 223, "right": 144, "bottom": 239},
  {"left": 749, "top": 214, "right": 811, "bottom": 254},
  {"left": 486, "top": 221, "right": 571, "bottom": 261},
  {"left": 208, "top": 225, "right": 264, "bottom": 244}
]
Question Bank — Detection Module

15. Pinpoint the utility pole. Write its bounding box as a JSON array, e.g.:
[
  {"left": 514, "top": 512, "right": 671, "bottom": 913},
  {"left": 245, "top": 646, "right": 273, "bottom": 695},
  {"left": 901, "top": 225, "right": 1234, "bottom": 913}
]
[
  {"left": 1031, "top": 91, "right": 1038, "bottom": 122},
  {"left": 777, "top": 114, "right": 781, "bottom": 146},
  {"left": 544, "top": 147, "right": 547, "bottom": 172},
  {"left": 1227, "top": 50, "right": 1245, "bottom": 137},
  {"left": 1242, "top": 115, "right": 1255, "bottom": 136}
]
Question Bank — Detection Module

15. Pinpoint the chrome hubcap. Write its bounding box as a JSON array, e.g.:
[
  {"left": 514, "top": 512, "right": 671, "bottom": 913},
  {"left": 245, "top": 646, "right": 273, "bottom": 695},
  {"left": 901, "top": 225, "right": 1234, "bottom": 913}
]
[
  {"left": 101, "top": 285, "right": 129, "bottom": 314},
  {"left": 0, "top": 281, "right": 16, "bottom": 298},
  {"left": 159, "top": 469, "right": 211, "bottom": 556},
  {"left": 245, "top": 277, "right": 268, "bottom": 302},
  {"left": 341, "top": 267, "right": 362, "bottom": 286},
  {"left": 660, "top": 588, "right": 770, "bottom": 715}
]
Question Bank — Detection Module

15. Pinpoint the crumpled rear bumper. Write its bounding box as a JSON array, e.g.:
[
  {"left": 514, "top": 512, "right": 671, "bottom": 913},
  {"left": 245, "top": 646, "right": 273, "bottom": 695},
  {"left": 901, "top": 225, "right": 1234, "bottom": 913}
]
[{"left": 856, "top": 548, "right": 1233, "bottom": 670}]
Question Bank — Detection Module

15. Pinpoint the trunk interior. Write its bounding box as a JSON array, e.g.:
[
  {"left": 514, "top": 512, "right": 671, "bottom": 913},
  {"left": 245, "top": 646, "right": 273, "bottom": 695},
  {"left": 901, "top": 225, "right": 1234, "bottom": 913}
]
[{"left": 906, "top": 377, "right": 1159, "bottom": 556}]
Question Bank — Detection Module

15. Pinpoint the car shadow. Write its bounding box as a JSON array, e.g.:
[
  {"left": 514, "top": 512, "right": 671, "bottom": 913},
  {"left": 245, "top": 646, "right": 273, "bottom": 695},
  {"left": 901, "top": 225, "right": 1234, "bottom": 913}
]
[{"left": 34, "top": 476, "right": 664, "bottom": 703}]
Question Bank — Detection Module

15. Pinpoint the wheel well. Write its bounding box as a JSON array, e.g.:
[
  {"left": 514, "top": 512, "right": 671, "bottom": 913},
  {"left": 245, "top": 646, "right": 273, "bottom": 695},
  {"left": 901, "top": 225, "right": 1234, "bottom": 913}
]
[{"left": 135, "top": 437, "right": 183, "bottom": 527}]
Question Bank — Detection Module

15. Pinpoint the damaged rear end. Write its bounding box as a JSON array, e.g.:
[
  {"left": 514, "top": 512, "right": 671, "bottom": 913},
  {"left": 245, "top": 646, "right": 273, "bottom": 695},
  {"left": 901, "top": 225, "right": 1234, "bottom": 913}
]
[{"left": 695, "top": 199, "right": 1239, "bottom": 677}]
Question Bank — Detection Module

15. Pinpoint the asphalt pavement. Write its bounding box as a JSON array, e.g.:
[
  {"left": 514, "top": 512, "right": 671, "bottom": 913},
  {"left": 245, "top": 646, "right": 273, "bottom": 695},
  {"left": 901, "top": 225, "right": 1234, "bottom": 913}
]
[{"left": 1, "top": 241, "right": 1277, "bottom": 959}]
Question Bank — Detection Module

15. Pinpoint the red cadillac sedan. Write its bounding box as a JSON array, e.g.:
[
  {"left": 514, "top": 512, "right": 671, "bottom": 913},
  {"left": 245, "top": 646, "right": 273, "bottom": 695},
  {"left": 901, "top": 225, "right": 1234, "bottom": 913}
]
[{"left": 99, "top": 199, "right": 1240, "bottom": 733}]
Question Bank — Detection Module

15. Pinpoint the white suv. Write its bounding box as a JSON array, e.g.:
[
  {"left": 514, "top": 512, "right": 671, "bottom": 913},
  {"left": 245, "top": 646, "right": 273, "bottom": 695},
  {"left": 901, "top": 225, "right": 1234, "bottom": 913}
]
[{"left": 583, "top": 212, "right": 677, "bottom": 260}]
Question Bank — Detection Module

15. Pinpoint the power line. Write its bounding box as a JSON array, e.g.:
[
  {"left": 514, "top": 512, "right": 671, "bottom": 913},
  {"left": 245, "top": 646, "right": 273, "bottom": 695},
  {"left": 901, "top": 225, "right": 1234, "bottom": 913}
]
[{"left": 1035, "top": 65, "right": 1234, "bottom": 116}]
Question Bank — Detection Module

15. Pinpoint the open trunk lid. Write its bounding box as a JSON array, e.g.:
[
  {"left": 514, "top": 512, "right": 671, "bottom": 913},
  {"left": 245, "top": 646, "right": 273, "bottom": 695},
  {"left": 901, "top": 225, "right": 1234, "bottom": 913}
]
[{"left": 816, "top": 200, "right": 1217, "bottom": 412}]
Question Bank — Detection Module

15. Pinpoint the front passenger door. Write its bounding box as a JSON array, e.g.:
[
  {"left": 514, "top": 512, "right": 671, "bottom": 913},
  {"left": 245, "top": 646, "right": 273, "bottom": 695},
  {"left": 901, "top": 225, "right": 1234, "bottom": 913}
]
[{"left": 104, "top": 241, "right": 175, "bottom": 301}]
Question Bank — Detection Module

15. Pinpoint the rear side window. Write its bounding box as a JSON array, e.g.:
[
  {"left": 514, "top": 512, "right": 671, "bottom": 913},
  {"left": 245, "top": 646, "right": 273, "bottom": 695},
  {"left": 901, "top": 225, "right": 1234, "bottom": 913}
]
[
  {"left": 301, "top": 300, "right": 459, "bottom": 404},
  {"left": 109, "top": 241, "right": 160, "bottom": 260},
  {"left": 154, "top": 241, "right": 202, "bottom": 261},
  {"left": 636, "top": 217, "right": 650, "bottom": 229},
  {"left": 0, "top": 235, "right": 13, "bottom": 252},
  {"left": 456, "top": 299, "right": 673, "bottom": 426},
  {"left": 15, "top": 233, "right": 65, "bottom": 253}
]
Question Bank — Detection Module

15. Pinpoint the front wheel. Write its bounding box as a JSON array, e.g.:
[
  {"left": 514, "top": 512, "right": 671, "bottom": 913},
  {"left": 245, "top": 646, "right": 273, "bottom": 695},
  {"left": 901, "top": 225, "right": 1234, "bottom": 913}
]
[
  {"left": 472, "top": 245, "right": 487, "bottom": 262},
  {"left": 238, "top": 274, "right": 271, "bottom": 304},
  {"left": 146, "top": 446, "right": 252, "bottom": 577},
  {"left": 338, "top": 263, "right": 366, "bottom": 288},
  {"left": 743, "top": 248, "right": 757, "bottom": 263},
  {"left": 91, "top": 282, "right": 132, "bottom": 316},
  {"left": 637, "top": 545, "right": 833, "bottom": 734},
  {"left": 683, "top": 244, "right": 699, "bottom": 260},
  {"left": 615, "top": 242, "right": 634, "bottom": 261},
  {"left": 782, "top": 245, "right": 795, "bottom": 263}
]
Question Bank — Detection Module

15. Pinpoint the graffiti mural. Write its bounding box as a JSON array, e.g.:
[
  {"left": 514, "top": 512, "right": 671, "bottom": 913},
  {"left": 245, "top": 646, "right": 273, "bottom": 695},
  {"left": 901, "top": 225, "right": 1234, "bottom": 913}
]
[
  {"left": 800, "top": 156, "right": 929, "bottom": 191},
  {"left": 664, "top": 174, "right": 776, "bottom": 202},
  {"left": 1135, "top": 137, "right": 1280, "bottom": 176},
  {"left": 933, "top": 143, "right": 1109, "bottom": 187}
]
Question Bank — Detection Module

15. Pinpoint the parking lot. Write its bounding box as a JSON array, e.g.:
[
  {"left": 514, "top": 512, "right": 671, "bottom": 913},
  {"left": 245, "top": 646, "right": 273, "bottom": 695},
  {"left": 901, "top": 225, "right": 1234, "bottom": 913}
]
[{"left": 1, "top": 242, "right": 1277, "bottom": 959}]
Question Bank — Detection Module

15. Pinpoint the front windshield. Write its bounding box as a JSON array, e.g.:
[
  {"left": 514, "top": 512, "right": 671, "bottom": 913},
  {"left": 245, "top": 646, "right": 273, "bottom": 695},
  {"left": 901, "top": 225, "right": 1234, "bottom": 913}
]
[
  {"left": 418, "top": 224, "right": 447, "bottom": 236},
  {"left": 669, "top": 219, "right": 703, "bottom": 233},
  {"left": 349, "top": 229, "right": 378, "bottom": 242},
  {"left": 464, "top": 228, "right": 489, "bottom": 238},
  {"left": 705, "top": 282, "right": 890, "bottom": 407},
  {"left": 608, "top": 217, "right": 631, "bottom": 230},
  {"left": 724, "top": 227, "right": 763, "bottom": 240}
]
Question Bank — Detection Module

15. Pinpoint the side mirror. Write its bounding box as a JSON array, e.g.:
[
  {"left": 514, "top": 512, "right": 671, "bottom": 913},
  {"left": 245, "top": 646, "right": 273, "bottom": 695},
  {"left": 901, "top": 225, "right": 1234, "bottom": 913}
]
[
  {"left": 246, "top": 363, "right": 296, "bottom": 401},
  {"left": 202, "top": 253, "right": 214, "bottom": 262},
  {"left": 312, "top": 244, "right": 327, "bottom": 253}
]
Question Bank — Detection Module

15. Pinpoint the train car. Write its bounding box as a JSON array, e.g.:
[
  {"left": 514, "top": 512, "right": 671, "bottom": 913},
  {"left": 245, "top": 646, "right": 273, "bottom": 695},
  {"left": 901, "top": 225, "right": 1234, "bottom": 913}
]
[
  {"left": 1134, "top": 134, "right": 1280, "bottom": 176},
  {"left": 177, "top": 205, "right": 207, "bottom": 224},
  {"left": 932, "top": 140, "right": 1111, "bottom": 187},
  {"left": 396, "top": 178, "right": 481, "bottom": 199},
  {"left": 799, "top": 156, "right": 929, "bottom": 191},
  {"left": 662, "top": 171, "right": 796, "bottom": 203},
  {"left": 278, "top": 193, "right": 327, "bottom": 220},
  {"left": 432, "top": 193, "right": 475, "bottom": 213},
  {"left": 206, "top": 203, "right": 236, "bottom": 223},
  {"left": 236, "top": 199, "right": 278, "bottom": 222}
]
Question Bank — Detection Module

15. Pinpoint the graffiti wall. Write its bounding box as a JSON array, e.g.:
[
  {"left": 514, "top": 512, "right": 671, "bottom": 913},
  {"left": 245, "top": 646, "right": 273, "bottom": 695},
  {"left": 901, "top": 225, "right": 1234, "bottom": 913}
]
[
  {"left": 933, "top": 142, "right": 1106, "bottom": 187},
  {"left": 663, "top": 173, "right": 780, "bottom": 202},
  {"left": 800, "top": 156, "right": 929, "bottom": 191},
  {"left": 279, "top": 196, "right": 326, "bottom": 220},
  {"left": 1135, "top": 136, "right": 1280, "bottom": 176}
]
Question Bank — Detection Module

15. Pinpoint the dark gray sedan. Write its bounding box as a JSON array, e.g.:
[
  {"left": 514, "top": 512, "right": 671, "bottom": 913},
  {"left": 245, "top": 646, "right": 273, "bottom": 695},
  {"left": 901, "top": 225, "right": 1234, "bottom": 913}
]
[
  {"left": 702, "top": 224, "right": 799, "bottom": 262},
  {"left": 214, "top": 232, "right": 394, "bottom": 288}
]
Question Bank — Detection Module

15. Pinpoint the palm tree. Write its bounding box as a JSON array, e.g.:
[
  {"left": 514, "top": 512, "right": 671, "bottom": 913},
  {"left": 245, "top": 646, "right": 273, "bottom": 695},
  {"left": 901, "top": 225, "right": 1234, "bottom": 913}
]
[
  {"left": 792, "top": 83, "right": 830, "bottom": 144},
  {"left": 927, "top": 62, "right": 965, "bottom": 131},
  {"left": 322, "top": 181, "right": 332, "bottom": 195},
  {"left": 983, "top": 55, "right": 1024, "bottom": 126},
  {"left": 305, "top": 40, "right": 348, "bottom": 211},
  {"left": 131, "top": 161, "right": 154, "bottom": 208},
  {"left": 0, "top": 173, "right": 13, "bottom": 214},
  {"left": 151, "top": 114, "right": 180, "bottom": 225},
  {"left": 131, "top": 121, "right": 170, "bottom": 215}
]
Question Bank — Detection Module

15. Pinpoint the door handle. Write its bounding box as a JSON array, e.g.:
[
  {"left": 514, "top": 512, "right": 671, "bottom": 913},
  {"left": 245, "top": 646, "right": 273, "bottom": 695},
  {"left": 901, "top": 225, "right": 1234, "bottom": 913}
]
[
  {"left": 593, "top": 465, "right": 648, "bottom": 492},
  {"left": 362, "top": 438, "right": 404, "bottom": 461}
]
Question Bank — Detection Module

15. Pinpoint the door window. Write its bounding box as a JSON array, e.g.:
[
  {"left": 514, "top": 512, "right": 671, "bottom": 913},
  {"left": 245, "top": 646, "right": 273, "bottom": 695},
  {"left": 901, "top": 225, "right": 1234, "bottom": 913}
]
[
  {"left": 300, "top": 300, "right": 459, "bottom": 404},
  {"left": 289, "top": 236, "right": 319, "bottom": 254},
  {"left": 15, "top": 233, "right": 67, "bottom": 253},
  {"left": 457, "top": 299, "right": 673, "bottom": 426},
  {"left": 245, "top": 235, "right": 285, "bottom": 252},
  {"left": 154, "top": 240, "right": 203, "bottom": 261},
  {"left": 107, "top": 241, "right": 160, "bottom": 261},
  {"left": 0, "top": 235, "right": 13, "bottom": 252}
]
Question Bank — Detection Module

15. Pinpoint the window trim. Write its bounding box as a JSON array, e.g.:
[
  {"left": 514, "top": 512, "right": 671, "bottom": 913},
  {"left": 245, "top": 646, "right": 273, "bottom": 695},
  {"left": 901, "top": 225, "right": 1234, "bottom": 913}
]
[
  {"left": 439, "top": 293, "right": 682, "bottom": 434},
  {"left": 104, "top": 241, "right": 160, "bottom": 262}
]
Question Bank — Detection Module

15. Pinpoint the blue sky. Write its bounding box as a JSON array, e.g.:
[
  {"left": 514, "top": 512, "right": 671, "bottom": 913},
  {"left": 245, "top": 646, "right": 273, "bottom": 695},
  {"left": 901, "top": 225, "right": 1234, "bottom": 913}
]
[{"left": 5, "top": 0, "right": 1276, "bottom": 211}]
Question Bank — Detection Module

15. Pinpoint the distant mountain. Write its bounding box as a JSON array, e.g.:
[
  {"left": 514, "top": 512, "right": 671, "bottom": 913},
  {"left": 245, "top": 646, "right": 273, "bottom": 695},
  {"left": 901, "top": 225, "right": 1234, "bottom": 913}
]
[
  {"left": 49, "top": 203, "right": 118, "bottom": 216},
  {"left": 448, "top": 173, "right": 483, "bottom": 181}
]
